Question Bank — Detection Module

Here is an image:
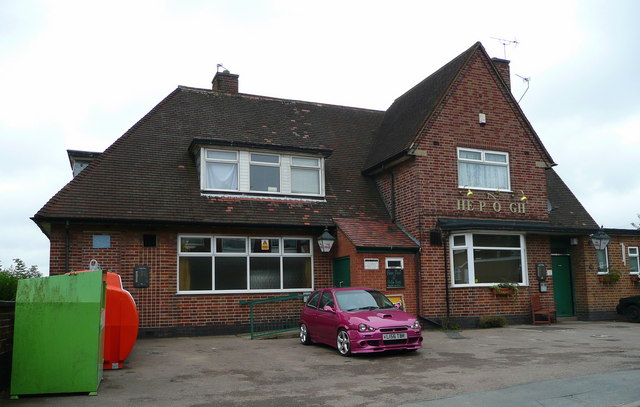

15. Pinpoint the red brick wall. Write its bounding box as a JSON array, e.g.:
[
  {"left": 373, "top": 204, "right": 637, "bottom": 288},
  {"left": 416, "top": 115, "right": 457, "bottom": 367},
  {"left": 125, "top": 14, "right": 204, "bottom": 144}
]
[
  {"left": 48, "top": 223, "right": 332, "bottom": 332},
  {"left": 575, "top": 235, "right": 640, "bottom": 319},
  {"left": 372, "top": 51, "right": 557, "bottom": 324},
  {"left": 334, "top": 229, "right": 418, "bottom": 315}
]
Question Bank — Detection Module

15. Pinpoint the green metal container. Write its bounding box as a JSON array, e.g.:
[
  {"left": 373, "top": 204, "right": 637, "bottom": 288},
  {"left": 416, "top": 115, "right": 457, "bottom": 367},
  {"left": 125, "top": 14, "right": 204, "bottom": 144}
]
[{"left": 10, "top": 270, "right": 106, "bottom": 398}]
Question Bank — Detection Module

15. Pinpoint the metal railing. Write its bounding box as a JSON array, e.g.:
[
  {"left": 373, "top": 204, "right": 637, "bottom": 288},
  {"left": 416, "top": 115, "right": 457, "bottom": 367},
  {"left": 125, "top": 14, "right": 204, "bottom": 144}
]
[{"left": 240, "top": 293, "right": 308, "bottom": 339}]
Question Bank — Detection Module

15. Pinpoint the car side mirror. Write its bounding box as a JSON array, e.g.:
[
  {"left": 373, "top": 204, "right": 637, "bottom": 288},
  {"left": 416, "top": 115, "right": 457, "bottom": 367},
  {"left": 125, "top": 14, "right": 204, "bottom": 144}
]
[{"left": 323, "top": 305, "right": 335, "bottom": 313}]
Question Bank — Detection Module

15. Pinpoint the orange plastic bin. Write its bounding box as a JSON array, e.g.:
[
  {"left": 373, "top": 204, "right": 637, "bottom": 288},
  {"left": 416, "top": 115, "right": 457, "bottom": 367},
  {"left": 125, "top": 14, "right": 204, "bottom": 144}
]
[
  {"left": 103, "top": 272, "right": 139, "bottom": 369},
  {"left": 69, "top": 270, "right": 139, "bottom": 369}
]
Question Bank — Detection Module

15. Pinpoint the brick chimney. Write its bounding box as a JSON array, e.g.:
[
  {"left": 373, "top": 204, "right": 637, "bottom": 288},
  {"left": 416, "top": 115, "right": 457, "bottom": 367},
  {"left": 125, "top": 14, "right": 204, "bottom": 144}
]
[
  {"left": 212, "top": 70, "right": 239, "bottom": 93},
  {"left": 491, "top": 57, "right": 510, "bottom": 90}
]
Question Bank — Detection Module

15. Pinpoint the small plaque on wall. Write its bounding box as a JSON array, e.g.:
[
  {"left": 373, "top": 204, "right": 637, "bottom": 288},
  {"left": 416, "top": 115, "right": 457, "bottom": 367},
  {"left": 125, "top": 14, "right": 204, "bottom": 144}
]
[{"left": 364, "top": 258, "right": 379, "bottom": 270}]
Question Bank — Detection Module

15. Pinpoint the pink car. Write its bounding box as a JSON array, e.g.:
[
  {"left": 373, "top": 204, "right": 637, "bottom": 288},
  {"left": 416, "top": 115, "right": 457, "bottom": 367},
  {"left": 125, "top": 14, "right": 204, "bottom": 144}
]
[{"left": 299, "top": 287, "right": 423, "bottom": 356}]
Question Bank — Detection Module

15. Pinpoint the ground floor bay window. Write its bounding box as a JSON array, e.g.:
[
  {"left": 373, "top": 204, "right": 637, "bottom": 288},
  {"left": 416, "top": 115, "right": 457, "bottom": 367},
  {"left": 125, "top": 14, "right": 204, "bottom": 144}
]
[
  {"left": 178, "top": 235, "right": 313, "bottom": 293},
  {"left": 451, "top": 233, "right": 527, "bottom": 286}
]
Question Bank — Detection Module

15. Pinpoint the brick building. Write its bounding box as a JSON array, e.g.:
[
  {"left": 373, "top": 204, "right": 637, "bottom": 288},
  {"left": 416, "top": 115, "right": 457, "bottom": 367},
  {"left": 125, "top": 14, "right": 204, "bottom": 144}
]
[{"left": 34, "top": 42, "right": 640, "bottom": 334}]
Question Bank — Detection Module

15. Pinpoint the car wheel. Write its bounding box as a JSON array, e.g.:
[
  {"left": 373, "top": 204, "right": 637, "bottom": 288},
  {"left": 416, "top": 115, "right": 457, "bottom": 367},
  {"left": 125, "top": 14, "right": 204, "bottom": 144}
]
[
  {"left": 300, "top": 323, "right": 311, "bottom": 345},
  {"left": 624, "top": 305, "right": 640, "bottom": 323},
  {"left": 336, "top": 329, "right": 351, "bottom": 356}
]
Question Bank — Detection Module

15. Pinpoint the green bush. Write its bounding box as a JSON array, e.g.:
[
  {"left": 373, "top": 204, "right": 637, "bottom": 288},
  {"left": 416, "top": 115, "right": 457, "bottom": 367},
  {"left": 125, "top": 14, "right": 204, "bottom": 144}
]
[
  {"left": 478, "top": 316, "right": 507, "bottom": 328},
  {"left": 0, "top": 272, "right": 19, "bottom": 301}
]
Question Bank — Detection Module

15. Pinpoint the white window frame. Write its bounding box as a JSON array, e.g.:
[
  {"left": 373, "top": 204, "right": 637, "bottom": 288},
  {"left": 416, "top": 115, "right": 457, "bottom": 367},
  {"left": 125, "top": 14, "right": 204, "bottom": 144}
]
[
  {"left": 200, "top": 148, "right": 325, "bottom": 197},
  {"left": 290, "top": 156, "right": 322, "bottom": 195},
  {"left": 628, "top": 247, "right": 639, "bottom": 275},
  {"left": 596, "top": 247, "right": 609, "bottom": 274},
  {"left": 177, "top": 234, "right": 314, "bottom": 294},
  {"left": 202, "top": 149, "right": 239, "bottom": 191},
  {"left": 249, "top": 153, "right": 281, "bottom": 193},
  {"left": 385, "top": 258, "right": 404, "bottom": 269},
  {"left": 457, "top": 147, "right": 511, "bottom": 191},
  {"left": 449, "top": 232, "right": 528, "bottom": 287}
]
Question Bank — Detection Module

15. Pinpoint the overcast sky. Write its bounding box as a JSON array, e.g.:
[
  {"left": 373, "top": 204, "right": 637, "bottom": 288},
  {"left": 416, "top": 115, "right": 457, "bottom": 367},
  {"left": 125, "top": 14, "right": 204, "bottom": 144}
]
[{"left": 1, "top": 0, "right": 639, "bottom": 275}]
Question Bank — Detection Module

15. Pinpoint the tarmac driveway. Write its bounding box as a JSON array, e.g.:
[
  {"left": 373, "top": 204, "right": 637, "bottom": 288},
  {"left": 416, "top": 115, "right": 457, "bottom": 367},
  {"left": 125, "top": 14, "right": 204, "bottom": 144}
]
[{"left": 6, "top": 320, "right": 640, "bottom": 406}]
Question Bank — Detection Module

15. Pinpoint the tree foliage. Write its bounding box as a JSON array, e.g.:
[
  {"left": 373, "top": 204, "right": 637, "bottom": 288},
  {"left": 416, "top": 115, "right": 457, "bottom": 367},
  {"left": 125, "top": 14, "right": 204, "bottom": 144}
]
[
  {"left": 0, "top": 258, "right": 42, "bottom": 301},
  {"left": 0, "top": 258, "right": 41, "bottom": 279}
]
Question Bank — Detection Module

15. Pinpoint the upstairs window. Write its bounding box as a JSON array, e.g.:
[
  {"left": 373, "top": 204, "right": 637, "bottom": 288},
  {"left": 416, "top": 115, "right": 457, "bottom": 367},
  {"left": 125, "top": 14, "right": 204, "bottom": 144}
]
[
  {"left": 291, "top": 157, "right": 321, "bottom": 195},
  {"left": 458, "top": 148, "right": 510, "bottom": 190},
  {"left": 205, "top": 150, "right": 238, "bottom": 191},
  {"left": 250, "top": 153, "right": 280, "bottom": 192},
  {"left": 201, "top": 148, "right": 324, "bottom": 197}
]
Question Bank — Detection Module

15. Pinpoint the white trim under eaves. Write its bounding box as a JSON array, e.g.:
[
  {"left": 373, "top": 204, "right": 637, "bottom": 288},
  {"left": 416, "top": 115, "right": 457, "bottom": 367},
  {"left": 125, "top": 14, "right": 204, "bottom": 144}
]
[{"left": 201, "top": 192, "right": 327, "bottom": 203}]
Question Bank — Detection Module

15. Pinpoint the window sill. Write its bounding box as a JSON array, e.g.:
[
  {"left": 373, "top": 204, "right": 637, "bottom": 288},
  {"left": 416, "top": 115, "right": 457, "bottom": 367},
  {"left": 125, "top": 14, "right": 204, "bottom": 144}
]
[{"left": 201, "top": 191, "right": 326, "bottom": 202}]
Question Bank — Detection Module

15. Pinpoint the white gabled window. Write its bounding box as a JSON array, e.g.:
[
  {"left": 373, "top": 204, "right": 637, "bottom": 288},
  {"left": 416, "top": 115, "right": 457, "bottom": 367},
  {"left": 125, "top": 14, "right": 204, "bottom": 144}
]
[
  {"left": 457, "top": 148, "right": 510, "bottom": 191},
  {"left": 629, "top": 247, "right": 639, "bottom": 274},
  {"left": 201, "top": 148, "right": 324, "bottom": 197},
  {"left": 291, "top": 156, "right": 321, "bottom": 195},
  {"left": 204, "top": 150, "right": 239, "bottom": 191},
  {"left": 451, "top": 233, "right": 527, "bottom": 286},
  {"left": 250, "top": 153, "right": 280, "bottom": 192}
]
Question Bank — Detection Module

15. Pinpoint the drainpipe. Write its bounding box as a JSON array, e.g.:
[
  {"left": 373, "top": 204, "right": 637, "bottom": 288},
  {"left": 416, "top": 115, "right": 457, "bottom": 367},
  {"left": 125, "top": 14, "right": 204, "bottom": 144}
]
[
  {"left": 390, "top": 171, "right": 396, "bottom": 222},
  {"left": 443, "top": 230, "right": 451, "bottom": 319},
  {"left": 65, "top": 220, "right": 70, "bottom": 273}
]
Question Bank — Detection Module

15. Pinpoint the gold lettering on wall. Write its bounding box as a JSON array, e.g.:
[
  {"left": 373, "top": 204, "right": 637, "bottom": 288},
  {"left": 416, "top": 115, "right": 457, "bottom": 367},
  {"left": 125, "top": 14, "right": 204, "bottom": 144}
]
[{"left": 456, "top": 199, "right": 526, "bottom": 214}]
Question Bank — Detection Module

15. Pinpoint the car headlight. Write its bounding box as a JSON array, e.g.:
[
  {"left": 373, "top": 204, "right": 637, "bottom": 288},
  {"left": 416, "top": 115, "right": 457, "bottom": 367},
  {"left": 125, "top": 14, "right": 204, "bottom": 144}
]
[
  {"left": 358, "top": 323, "right": 376, "bottom": 332},
  {"left": 411, "top": 320, "right": 421, "bottom": 329}
]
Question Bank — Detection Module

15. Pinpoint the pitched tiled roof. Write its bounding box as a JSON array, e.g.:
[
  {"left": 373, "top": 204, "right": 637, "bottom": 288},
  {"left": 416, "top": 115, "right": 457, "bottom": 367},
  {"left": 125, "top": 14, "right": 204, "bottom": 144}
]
[
  {"left": 363, "top": 42, "right": 555, "bottom": 173},
  {"left": 363, "top": 42, "right": 480, "bottom": 172},
  {"left": 546, "top": 168, "right": 598, "bottom": 229},
  {"left": 335, "top": 218, "right": 418, "bottom": 249},
  {"left": 34, "top": 88, "right": 390, "bottom": 228}
]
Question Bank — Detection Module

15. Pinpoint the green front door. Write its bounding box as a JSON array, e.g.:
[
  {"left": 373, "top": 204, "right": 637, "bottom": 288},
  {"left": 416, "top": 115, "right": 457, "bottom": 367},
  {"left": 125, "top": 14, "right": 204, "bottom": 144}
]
[
  {"left": 332, "top": 256, "right": 350, "bottom": 288},
  {"left": 552, "top": 255, "right": 574, "bottom": 317}
]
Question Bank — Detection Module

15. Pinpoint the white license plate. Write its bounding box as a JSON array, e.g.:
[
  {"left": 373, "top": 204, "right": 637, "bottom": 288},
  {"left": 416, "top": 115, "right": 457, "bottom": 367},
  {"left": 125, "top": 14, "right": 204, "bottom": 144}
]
[{"left": 382, "top": 332, "right": 408, "bottom": 341}]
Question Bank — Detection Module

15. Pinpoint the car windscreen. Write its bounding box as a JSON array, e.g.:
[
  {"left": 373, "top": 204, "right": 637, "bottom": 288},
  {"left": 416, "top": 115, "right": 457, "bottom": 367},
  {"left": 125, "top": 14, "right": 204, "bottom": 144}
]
[{"left": 335, "top": 290, "right": 395, "bottom": 311}]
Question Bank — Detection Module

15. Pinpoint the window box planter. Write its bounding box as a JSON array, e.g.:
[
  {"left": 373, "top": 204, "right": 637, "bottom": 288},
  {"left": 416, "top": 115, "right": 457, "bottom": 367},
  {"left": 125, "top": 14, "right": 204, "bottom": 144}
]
[
  {"left": 598, "top": 270, "right": 621, "bottom": 284},
  {"left": 630, "top": 275, "right": 640, "bottom": 283},
  {"left": 491, "top": 287, "right": 515, "bottom": 296},
  {"left": 490, "top": 283, "right": 519, "bottom": 300}
]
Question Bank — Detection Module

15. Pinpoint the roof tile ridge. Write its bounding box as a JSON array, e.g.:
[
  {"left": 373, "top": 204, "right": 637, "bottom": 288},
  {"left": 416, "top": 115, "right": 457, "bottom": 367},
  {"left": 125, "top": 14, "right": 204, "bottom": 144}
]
[
  {"left": 176, "top": 85, "right": 384, "bottom": 114},
  {"left": 390, "top": 41, "right": 481, "bottom": 105}
]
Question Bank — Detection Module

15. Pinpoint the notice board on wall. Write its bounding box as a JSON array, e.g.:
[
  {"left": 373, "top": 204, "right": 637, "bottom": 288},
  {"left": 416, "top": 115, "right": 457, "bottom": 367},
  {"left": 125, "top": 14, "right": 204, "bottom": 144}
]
[{"left": 386, "top": 268, "right": 404, "bottom": 288}]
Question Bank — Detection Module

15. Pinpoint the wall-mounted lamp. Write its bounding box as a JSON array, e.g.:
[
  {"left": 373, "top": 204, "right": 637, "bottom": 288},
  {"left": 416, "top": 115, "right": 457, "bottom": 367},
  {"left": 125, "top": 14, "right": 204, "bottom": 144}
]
[
  {"left": 589, "top": 226, "right": 610, "bottom": 251},
  {"left": 317, "top": 227, "right": 335, "bottom": 253},
  {"left": 459, "top": 186, "right": 473, "bottom": 197},
  {"left": 511, "top": 190, "right": 527, "bottom": 202},
  {"left": 519, "top": 191, "right": 528, "bottom": 202}
]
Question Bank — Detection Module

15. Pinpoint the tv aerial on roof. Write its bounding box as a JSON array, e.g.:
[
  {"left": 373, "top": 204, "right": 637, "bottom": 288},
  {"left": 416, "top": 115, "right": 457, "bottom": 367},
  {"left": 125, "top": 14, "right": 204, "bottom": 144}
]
[
  {"left": 516, "top": 73, "right": 531, "bottom": 103},
  {"left": 216, "top": 63, "right": 230, "bottom": 73},
  {"left": 491, "top": 37, "right": 519, "bottom": 59}
]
